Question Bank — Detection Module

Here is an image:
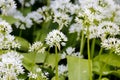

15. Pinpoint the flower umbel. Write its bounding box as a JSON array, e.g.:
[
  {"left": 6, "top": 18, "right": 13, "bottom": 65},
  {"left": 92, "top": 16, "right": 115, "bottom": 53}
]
[{"left": 45, "top": 30, "right": 68, "bottom": 48}]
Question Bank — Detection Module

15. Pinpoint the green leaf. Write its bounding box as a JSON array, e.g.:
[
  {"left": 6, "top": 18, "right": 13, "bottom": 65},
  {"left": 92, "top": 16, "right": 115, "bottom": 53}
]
[
  {"left": 22, "top": 53, "right": 39, "bottom": 71},
  {"left": 93, "top": 59, "right": 112, "bottom": 75},
  {"left": 67, "top": 56, "right": 90, "bottom": 80},
  {"left": 15, "top": 36, "right": 30, "bottom": 52},
  {"left": 0, "top": 15, "right": 18, "bottom": 24},
  {"left": 98, "top": 53, "right": 120, "bottom": 67},
  {"left": 45, "top": 54, "right": 61, "bottom": 69}
]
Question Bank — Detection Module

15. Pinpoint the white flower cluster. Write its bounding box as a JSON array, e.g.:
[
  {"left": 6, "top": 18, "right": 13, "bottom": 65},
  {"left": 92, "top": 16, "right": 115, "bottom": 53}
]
[
  {"left": 69, "top": 0, "right": 120, "bottom": 39},
  {"left": 18, "top": 0, "right": 36, "bottom": 7},
  {"left": 0, "top": 0, "right": 16, "bottom": 15},
  {"left": 0, "top": 20, "right": 20, "bottom": 50},
  {"left": 0, "top": 51, "right": 24, "bottom": 80},
  {"left": 29, "top": 41, "right": 46, "bottom": 53},
  {"left": 50, "top": 0, "right": 74, "bottom": 30},
  {"left": 61, "top": 47, "right": 83, "bottom": 59},
  {"left": 37, "top": 6, "right": 52, "bottom": 22},
  {"left": 58, "top": 65, "right": 68, "bottom": 76},
  {"left": 28, "top": 68, "right": 48, "bottom": 80},
  {"left": 101, "top": 38, "right": 120, "bottom": 55},
  {"left": 14, "top": 9, "right": 43, "bottom": 29},
  {"left": 45, "top": 30, "right": 68, "bottom": 48}
]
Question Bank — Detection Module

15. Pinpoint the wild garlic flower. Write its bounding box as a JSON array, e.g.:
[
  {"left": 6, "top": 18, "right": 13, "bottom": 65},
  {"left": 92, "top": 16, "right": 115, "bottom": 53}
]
[
  {"left": 53, "top": 12, "right": 71, "bottom": 30},
  {"left": 98, "top": 21, "right": 119, "bottom": 39},
  {"left": 0, "top": 51, "right": 24, "bottom": 80},
  {"left": 0, "top": 0, "right": 16, "bottom": 15},
  {"left": 45, "top": 30, "right": 68, "bottom": 48},
  {"left": 61, "top": 47, "right": 83, "bottom": 59},
  {"left": 0, "top": 20, "right": 12, "bottom": 34},
  {"left": 0, "top": 20, "right": 20, "bottom": 50},
  {"left": 37, "top": 6, "right": 52, "bottom": 22},
  {"left": 18, "top": 0, "right": 36, "bottom": 7},
  {"left": 69, "top": 23, "right": 82, "bottom": 39},
  {"left": 28, "top": 68, "right": 48, "bottom": 80},
  {"left": 88, "top": 26, "right": 100, "bottom": 39},
  {"left": 29, "top": 41, "right": 46, "bottom": 53},
  {"left": 50, "top": 0, "right": 71, "bottom": 12},
  {"left": 28, "top": 72, "right": 38, "bottom": 79},
  {"left": 101, "top": 38, "right": 120, "bottom": 55},
  {"left": 26, "top": 11, "right": 43, "bottom": 24},
  {"left": 58, "top": 65, "right": 68, "bottom": 76},
  {"left": 0, "top": 35, "right": 21, "bottom": 50}
]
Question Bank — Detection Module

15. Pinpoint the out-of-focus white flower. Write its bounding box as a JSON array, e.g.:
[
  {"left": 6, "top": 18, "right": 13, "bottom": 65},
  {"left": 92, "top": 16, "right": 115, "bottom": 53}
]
[
  {"left": 69, "top": 23, "right": 82, "bottom": 39},
  {"left": 58, "top": 65, "right": 68, "bottom": 76},
  {"left": 26, "top": 11, "right": 43, "bottom": 24},
  {"left": 0, "top": 0, "right": 16, "bottom": 15},
  {"left": 0, "top": 51, "right": 24, "bottom": 80},
  {"left": 37, "top": 6, "right": 52, "bottom": 22},
  {"left": 101, "top": 37, "right": 120, "bottom": 55},
  {"left": 53, "top": 12, "right": 71, "bottom": 30},
  {"left": 61, "top": 47, "right": 83, "bottom": 59},
  {"left": 0, "top": 20, "right": 12, "bottom": 34},
  {"left": 29, "top": 41, "right": 46, "bottom": 53},
  {"left": 28, "top": 72, "right": 38, "bottom": 79},
  {"left": 18, "top": 0, "right": 35, "bottom": 7},
  {"left": 98, "top": 21, "right": 119, "bottom": 39},
  {"left": 45, "top": 30, "right": 67, "bottom": 48}
]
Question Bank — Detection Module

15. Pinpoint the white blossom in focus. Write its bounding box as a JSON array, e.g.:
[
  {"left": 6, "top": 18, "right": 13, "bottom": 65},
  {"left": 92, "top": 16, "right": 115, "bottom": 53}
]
[
  {"left": 29, "top": 41, "right": 46, "bottom": 53},
  {"left": 45, "top": 30, "right": 67, "bottom": 48},
  {"left": 101, "top": 37, "right": 120, "bottom": 55},
  {"left": 0, "top": 51, "right": 24, "bottom": 79}
]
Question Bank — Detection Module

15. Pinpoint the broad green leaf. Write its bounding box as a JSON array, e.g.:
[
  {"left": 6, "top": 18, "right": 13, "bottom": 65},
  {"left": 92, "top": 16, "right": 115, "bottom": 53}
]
[
  {"left": 97, "top": 53, "right": 120, "bottom": 67},
  {"left": 45, "top": 54, "right": 61, "bottom": 69},
  {"left": 22, "top": 53, "right": 39, "bottom": 71},
  {"left": 93, "top": 59, "right": 112, "bottom": 75},
  {"left": 15, "top": 36, "right": 30, "bottom": 52},
  {"left": 0, "top": 15, "right": 18, "bottom": 24},
  {"left": 52, "top": 76, "right": 65, "bottom": 80},
  {"left": 67, "top": 56, "right": 90, "bottom": 80}
]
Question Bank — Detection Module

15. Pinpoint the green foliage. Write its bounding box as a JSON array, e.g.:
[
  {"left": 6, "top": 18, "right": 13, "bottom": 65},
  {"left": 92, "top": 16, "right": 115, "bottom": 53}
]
[
  {"left": 67, "top": 56, "right": 90, "bottom": 80},
  {"left": 15, "top": 36, "right": 30, "bottom": 52},
  {"left": 0, "top": 15, "right": 18, "bottom": 24}
]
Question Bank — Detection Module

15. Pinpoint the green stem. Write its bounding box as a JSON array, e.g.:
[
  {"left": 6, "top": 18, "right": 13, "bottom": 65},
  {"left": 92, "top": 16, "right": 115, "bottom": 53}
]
[
  {"left": 98, "top": 50, "right": 113, "bottom": 80},
  {"left": 55, "top": 46, "right": 59, "bottom": 80},
  {"left": 98, "top": 47, "right": 103, "bottom": 60},
  {"left": 91, "top": 38, "right": 96, "bottom": 59},
  {"left": 87, "top": 27, "right": 92, "bottom": 80},
  {"left": 31, "top": 53, "right": 37, "bottom": 71},
  {"left": 80, "top": 30, "right": 85, "bottom": 55},
  {"left": 47, "top": 0, "right": 50, "bottom": 6},
  {"left": 43, "top": 47, "right": 50, "bottom": 65},
  {"left": 19, "top": 29, "right": 22, "bottom": 37}
]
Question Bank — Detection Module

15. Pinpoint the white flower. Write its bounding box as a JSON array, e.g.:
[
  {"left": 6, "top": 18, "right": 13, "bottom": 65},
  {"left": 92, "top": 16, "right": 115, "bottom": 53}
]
[
  {"left": 29, "top": 41, "right": 46, "bottom": 53},
  {"left": 58, "top": 65, "right": 68, "bottom": 76},
  {"left": 0, "top": 0, "right": 16, "bottom": 15},
  {"left": 101, "top": 37, "right": 120, "bottom": 55},
  {"left": 0, "top": 51, "right": 24, "bottom": 80},
  {"left": 88, "top": 26, "right": 100, "bottom": 39},
  {"left": 69, "top": 23, "right": 82, "bottom": 39},
  {"left": 61, "top": 47, "right": 83, "bottom": 59},
  {"left": 45, "top": 30, "right": 67, "bottom": 47},
  {"left": 37, "top": 6, "right": 52, "bottom": 22},
  {"left": 28, "top": 72, "right": 38, "bottom": 79},
  {"left": 26, "top": 11, "right": 43, "bottom": 23},
  {"left": 0, "top": 20, "right": 12, "bottom": 34},
  {"left": 53, "top": 12, "right": 71, "bottom": 30},
  {"left": 98, "top": 21, "right": 119, "bottom": 39}
]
